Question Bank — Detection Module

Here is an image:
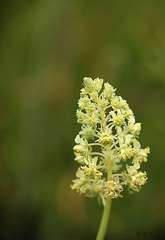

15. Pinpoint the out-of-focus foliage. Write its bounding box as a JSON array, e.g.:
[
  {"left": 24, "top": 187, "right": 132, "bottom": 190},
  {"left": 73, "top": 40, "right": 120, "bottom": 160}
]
[{"left": 0, "top": 0, "right": 165, "bottom": 239}]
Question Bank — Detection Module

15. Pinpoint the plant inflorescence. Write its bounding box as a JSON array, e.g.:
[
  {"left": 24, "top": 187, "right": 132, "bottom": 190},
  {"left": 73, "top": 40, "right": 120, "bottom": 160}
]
[{"left": 70, "top": 77, "right": 150, "bottom": 239}]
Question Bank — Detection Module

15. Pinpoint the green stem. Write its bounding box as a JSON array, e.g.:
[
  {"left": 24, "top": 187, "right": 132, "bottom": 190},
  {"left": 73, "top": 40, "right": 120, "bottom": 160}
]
[
  {"left": 90, "top": 152, "right": 106, "bottom": 158},
  {"left": 88, "top": 143, "right": 103, "bottom": 147},
  {"left": 96, "top": 198, "right": 112, "bottom": 240},
  {"left": 96, "top": 145, "right": 112, "bottom": 240}
]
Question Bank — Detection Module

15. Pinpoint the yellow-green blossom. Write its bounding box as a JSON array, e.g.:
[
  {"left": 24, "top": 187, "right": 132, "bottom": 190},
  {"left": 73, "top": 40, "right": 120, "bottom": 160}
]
[
  {"left": 119, "top": 144, "right": 134, "bottom": 161},
  {"left": 71, "top": 77, "right": 149, "bottom": 205},
  {"left": 104, "top": 177, "right": 123, "bottom": 199}
]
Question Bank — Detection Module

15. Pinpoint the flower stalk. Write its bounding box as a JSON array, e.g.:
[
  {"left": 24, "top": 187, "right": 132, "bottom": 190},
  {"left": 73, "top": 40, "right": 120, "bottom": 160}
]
[
  {"left": 96, "top": 145, "right": 112, "bottom": 240},
  {"left": 96, "top": 198, "right": 112, "bottom": 240}
]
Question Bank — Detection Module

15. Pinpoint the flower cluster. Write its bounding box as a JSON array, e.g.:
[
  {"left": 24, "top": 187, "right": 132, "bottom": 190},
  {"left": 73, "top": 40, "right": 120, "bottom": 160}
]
[{"left": 71, "top": 77, "right": 150, "bottom": 205}]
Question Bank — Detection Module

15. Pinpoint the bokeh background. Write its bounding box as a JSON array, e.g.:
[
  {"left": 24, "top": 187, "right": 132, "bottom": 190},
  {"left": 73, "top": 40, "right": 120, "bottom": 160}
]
[{"left": 0, "top": 0, "right": 165, "bottom": 239}]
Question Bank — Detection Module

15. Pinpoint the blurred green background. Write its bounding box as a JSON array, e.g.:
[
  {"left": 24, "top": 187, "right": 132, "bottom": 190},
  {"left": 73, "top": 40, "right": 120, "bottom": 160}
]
[{"left": 0, "top": 0, "right": 165, "bottom": 239}]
